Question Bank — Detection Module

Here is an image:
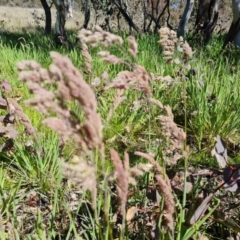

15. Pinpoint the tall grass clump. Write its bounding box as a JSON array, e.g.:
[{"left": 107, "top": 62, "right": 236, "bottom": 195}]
[
  {"left": 10, "top": 25, "right": 202, "bottom": 239},
  {"left": 1, "top": 25, "right": 240, "bottom": 239},
  {"left": 12, "top": 26, "right": 188, "bottom": 239}
]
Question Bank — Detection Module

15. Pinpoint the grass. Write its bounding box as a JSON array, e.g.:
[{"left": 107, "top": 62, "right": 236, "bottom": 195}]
[{"left": 0, "top": 27, "right": 240, "bottom": 239}]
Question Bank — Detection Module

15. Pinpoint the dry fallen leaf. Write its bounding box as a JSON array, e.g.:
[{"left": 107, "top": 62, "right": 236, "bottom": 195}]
[
  {"left": 126, "top": 206, "right": 138, "bottom": 221},
  {"left": 223, "top": 164, "right": 240, "bottom": 193},
  {"left": 211, "top": 135, "right": 227, "bottom": 168},
  {"left": 190, "top": 193, "right": 213, "bottom": 225},
  {"left": 172, "top": 181, "right": 193, "bottom": 193}
]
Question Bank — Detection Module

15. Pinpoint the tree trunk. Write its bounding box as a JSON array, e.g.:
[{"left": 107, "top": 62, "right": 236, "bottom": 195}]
[
  {"left": 83, "top": 0, "right": 90, "bottom": 29},
  {"left": 52, "top": 0, "right": 68, "bottom": 45},
  {"left": 40, "top": 0, "right": 52, "bottom": 34},
  {"left": 232, "top": 0, "right": 240, "bottom": 46},
  {"left": 67, "top": 0, "right": 74, "bottom": 18},
  {"left": 195, "top": 0, "right": 219, "bottom": 44},
  {"left": 223, "top": 0, "right": 240, "bottom": 48},
  {"left": 203, "top": 0, "right": 218, "bottom": 44},
  {"left": 178, "top": 0, "right": 195, "bottom": 37}
]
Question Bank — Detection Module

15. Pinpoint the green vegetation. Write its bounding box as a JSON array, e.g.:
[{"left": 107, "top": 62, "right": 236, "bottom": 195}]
[{"left": 0, "top": 28, "right": 240, "bottom": 240}]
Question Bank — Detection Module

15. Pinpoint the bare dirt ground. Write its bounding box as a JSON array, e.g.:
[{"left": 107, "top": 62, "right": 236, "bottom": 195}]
[{"left": 0, "top": 6, "right": 84, "bottom": 32}]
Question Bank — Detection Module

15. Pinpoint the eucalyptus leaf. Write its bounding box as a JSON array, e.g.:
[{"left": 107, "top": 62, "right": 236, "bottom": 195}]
[
  {"left": 223, "top": 164, "right": 240, "bottom": 192},
  {"left": 190, "top": 193, "right": 214, "bottom": 225},
  {"left": 212, "top": 135, "right": 227, "bottom": 168}
]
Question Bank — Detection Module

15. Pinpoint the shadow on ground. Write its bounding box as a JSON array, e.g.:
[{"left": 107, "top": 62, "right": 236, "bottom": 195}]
[{"left": 0, "top": 28, "right": 80, "bottom": 51}]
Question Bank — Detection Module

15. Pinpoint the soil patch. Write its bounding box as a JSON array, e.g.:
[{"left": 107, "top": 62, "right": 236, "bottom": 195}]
[{"left": 0, "top": 6, "right": 84, "bottom": 32}]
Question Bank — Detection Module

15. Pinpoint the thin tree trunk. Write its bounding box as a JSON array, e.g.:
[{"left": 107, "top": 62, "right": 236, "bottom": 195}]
[
  {"left": 223, "top": 0, "right": 240, "bottom": 48},
  {"left": 112, "top": 0, "right": 139, "bottom": 33},
  {"left": 52, "top": 0, "right": 69, "bottom": 45},
  {"left": 40, "top": 0, "right": 52, "bottom": 34},
  {"left": 194, "top": 0, "right": 219, "bottom": 44},
  {"left": 83, "top": 0, "right": 90, "bottom": 29},
  {"left": 178, "top": 0, "right": 195, "bottom": 37}
]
